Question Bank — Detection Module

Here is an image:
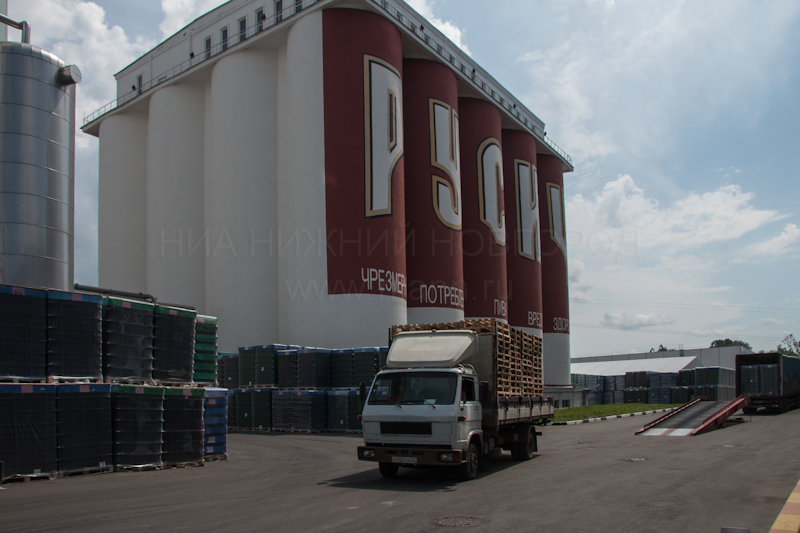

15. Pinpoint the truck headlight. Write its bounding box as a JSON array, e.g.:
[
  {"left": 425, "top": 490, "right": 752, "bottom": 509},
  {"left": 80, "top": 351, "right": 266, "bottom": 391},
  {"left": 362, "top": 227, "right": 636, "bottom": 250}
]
[
  {"left": 362, "top": 449, "right": 375, "bottom": 459},
  {"left": 439, "top": 452, "right": 455, "bottom": 463}
]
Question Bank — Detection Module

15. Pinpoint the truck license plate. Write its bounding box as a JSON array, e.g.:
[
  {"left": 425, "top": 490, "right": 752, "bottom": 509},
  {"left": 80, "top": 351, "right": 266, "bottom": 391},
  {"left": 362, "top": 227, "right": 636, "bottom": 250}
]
[{"left": 391, "top": 456, "right": 417, "bottom": 464}]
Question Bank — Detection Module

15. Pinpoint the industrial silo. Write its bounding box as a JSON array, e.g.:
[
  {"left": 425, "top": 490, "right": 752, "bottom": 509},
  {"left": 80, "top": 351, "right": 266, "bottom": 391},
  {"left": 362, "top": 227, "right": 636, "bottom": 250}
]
[{"left": 0, "top": 16, "right": 81, "bottom": 290}]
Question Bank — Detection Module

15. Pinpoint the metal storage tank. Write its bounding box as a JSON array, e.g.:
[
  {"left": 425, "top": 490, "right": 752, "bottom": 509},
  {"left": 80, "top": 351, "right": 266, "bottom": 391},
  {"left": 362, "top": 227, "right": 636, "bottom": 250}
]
[
  {"left": 402, "top": 59, "right": 464, "bottom": 325},
  {"left": 538, "top": 153, "right": 570, "bottom": 386},
  {"left": 459, "top": 97, "right": 507, "bottom": 321},
  {"left": 502, "top": 129, "right": 543, "bottom": 338},
  {"left": 206, "top": 50, "right": 280, "bottom": 351},
  {"left": 0, "top": 35, "right": 81, "bottom": 290}
]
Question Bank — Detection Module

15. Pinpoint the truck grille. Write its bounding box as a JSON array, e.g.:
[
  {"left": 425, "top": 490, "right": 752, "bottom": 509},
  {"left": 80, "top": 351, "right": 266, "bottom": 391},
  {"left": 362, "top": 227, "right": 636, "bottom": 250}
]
[{"left": 380, "top": 422, "right": 432, "bottom": 435}]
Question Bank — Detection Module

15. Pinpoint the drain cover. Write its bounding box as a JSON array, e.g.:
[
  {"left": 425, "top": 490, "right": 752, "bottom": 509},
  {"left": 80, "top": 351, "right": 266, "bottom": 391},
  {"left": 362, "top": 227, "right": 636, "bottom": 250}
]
[{"left": 432, "top": 517, "right": 480, "bottom": 527}]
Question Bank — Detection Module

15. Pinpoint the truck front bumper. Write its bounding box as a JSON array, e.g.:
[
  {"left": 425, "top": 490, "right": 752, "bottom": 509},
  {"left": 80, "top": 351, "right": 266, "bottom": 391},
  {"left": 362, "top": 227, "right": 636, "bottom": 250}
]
[{"left": 358, "top": 446, "right": 462, "bottom": 466}]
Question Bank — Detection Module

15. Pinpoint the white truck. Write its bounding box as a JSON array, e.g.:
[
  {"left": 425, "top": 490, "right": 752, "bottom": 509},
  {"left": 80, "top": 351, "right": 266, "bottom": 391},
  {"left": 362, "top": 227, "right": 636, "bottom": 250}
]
[{"left": 357, "top": 321, "right": 554, "bottom": 480}]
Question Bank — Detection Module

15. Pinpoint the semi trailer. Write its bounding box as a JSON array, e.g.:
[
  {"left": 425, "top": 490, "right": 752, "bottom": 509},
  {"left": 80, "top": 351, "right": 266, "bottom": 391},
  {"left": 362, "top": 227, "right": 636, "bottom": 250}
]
[
  {"left": 737, "top": 352, "right": 800, "bottom": 413},
  {"left": 357, "top": 320, "right": 553, "bottom": 480}
]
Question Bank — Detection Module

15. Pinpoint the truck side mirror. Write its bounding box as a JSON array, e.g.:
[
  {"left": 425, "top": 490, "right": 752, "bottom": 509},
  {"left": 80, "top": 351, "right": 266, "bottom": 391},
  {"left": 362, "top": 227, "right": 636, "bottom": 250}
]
[
  {"left": 479, "top": 381, "right": 489, "bottom": 403},
  {"left": 359, "top": 381, "right": 367, "bottom": 403}
]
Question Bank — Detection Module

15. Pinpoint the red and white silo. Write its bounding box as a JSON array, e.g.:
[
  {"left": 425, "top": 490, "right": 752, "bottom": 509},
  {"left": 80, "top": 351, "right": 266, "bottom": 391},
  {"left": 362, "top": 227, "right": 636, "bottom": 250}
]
[
  {"left": 280, "top": 9, "right": 407, "bottom": 347},
  {"left": 459, "top": 98, "right": 507, "bottom": 321},
  {"left": 403, "top": 59, "right": 464, "bottom": 325},
  {"left": 502, "top": 130, "right": 543, "bottom": 338},
  {"left": 538, "top": 154, "right": 570, "bottom": 386}
]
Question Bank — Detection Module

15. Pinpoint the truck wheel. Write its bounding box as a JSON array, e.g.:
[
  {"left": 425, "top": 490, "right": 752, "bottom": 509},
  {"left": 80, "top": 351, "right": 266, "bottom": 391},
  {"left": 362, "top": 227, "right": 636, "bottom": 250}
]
[
  {"left": 379, "top": 462, "right": 399, "bottom": 478},
  {"left": 511, "top": 425, "right": 536, "bottom": 461},
  {"left": 459, "top": 443, "right": 479, "bottom": 481}
]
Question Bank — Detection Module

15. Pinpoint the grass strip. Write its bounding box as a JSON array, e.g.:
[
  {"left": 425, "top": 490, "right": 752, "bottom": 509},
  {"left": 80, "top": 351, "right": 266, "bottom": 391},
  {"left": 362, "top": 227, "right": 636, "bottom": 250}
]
[{"left": 552, "top": 403, "right": 681, "bottom": 423}]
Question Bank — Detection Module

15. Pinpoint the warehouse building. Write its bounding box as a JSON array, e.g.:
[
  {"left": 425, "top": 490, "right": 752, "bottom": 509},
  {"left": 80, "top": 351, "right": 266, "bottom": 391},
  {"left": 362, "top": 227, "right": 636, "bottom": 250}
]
[{"left": 80, "top": 0, "right": 575, "bottom": 393}]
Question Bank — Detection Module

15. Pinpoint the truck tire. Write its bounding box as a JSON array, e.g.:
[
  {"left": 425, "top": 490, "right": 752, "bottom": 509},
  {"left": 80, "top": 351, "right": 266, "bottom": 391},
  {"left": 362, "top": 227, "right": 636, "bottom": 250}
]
[
  {"left": 459, "top": 443, "right": 479, "bottom": 481},
  {"left": 379, "top": 462, "right": 399, "bottom": 478},
  {"left": 511, "top": 425, "right": 536, "bottom": 461}
]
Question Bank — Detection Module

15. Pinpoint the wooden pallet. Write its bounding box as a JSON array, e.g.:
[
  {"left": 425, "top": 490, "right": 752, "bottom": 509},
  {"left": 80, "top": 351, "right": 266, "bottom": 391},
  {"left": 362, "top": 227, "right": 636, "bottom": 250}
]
[
  {"left": 152, "top": 381, "right": 198, "bottom": 388},
  {"left": 0, "top": 378, "right": 48, "bottom": 384},
  {"left": 1, "top": 472, "right": 56, "bottom": 484},
  {"left": 47, "top": 377, "right": 103, "bottom": 384},
  {"left": 114, "top": 464, "right": 163, "bottom": 472},
  {"left": 104, "top": 378, "right": 155, "bottom": 386},
  {"left": 56, "top": 466, "right": 114, "bottom": 479},
  {"left": 203, "top": 453, "right": 228, "bottom": 462},
  {"left": 162, "top": 461, "right": 205, "bottom": 469}
]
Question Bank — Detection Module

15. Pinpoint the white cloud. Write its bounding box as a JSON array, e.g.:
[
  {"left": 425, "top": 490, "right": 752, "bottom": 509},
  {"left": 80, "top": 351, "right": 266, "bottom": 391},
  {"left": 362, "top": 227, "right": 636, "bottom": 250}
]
[
  {"left": 567, "top": 175, "right": 786, "bottom": 257},
  {"left": 741, "top": 223, "right": 800, "bottom": 258},
  {"left": 758, "top": 318, "right": 786, "bottom": 326},
  {"left": 159, "top": 0, "right": 222, "bottom": 41},
  {"left": 600, "top": 312, "right": 676, "bottom": 330},
  {"left": 405, "top": 0, "right": 470, "bottom": 54}
]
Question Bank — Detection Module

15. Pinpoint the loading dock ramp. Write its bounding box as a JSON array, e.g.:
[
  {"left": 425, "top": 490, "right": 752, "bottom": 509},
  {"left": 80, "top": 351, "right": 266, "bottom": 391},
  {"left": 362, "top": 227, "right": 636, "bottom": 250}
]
[{"left": 636, "top": 396, "right": 751, "bottom": 436}]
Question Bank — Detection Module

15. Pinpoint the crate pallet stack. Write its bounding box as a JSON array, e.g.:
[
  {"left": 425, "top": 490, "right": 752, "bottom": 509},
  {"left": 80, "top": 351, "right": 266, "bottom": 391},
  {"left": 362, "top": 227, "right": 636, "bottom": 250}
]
[
  {"left": 47, "top": 291, "right": 103, "bottom": 381},
  {"left": 693, "top": 367, "right": 735, "bottom": 401},
  {"left": 235, "top": 389, "right": 254, "bottom": 429},
  {"left": 218, "top": 353, "right": 239, "bottom": 390},
  {"left": 255, "top": 345, "right": 283, "bottom": 387},
  {"left": 203, "top": 388, "right": 228, "bottom": 459},
  {"left": 330, "top": 348, "right": 355, "bottom": 388},
  {"left": 111, "top": 385, "right": 163, "bottom": 469},
  {"left": 277, "top": 349, "right": 298, "bottom": 389},
  {"left": 227, "top": 390, "right": 237, "bottom": 430},
  {"left": 353, "top": 347, "right": 379, "bottom": 389},
  {"left": 298, "top": 348, "right": 331, "bottom": 389},
  {"left": 671, "top": 386, "right": 693, "bottom": 404},
  {"left": 0, "top": 284, "right": 47, "bottom": 381},
  {"left": 152, "top": 305, "right": 196, "bottom": 384},
  {"left": 327, "top": 390, "right": 364, "bottom": 431},
  {"left": 251, "top": 388, "right": 273, "bottom": 430},
  {"left": 238, "top": 346, "right": 257, "bottom": 388},
  {"left": 56, "top": 384, "right": 112, "bottom": 475},
  {"left": 162, "top": 388, "right": 204, "bottom": 466},
  {"left": 272, "top": 390, "right": 293, "bottom": 431},
  {"left": 102, "top": 297, "right": 154, "bottom": 382},
  {"left": 0, "top": 384, "right": 58, "bottom": 481},
  {"left": 291, "top": 391, "right": 327, "bottom": 432},
  {"left": 193, "top": 315, "right": 218, "bottom": 385}
]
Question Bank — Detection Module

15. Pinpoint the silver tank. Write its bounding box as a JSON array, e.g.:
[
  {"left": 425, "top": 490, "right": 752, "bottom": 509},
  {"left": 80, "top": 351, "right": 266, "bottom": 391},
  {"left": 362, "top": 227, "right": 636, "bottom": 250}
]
[{"left": 0, "top": 42, "right": 81, "bottom": 290}]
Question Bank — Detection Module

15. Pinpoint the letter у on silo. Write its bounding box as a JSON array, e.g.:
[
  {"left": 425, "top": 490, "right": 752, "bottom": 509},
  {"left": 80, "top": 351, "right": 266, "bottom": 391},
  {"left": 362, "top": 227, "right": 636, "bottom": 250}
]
[
  {"left": 502, "top": 130, "right": 543, "bottom": 338},
  {"left": 458, "top": 98, "right": 507, "bottom": 321},
  {"left": 322, "top": 9, "right": 407, "bottom": 324},
  {"left": 538, "top": 154, "right": 570, "bottom": 386},
  {"left": 403, "top": 59, "right": 464, "bottom": 324}
]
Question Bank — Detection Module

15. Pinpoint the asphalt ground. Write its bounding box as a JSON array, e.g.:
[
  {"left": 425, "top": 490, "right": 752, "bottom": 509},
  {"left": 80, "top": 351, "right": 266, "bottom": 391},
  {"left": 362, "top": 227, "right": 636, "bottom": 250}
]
[{"left": 2, "top": 409, "right": 799, "bottom": 533}]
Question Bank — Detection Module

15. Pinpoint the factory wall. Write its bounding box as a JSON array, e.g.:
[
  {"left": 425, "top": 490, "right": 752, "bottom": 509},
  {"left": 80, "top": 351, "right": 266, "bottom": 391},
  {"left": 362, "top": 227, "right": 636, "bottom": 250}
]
[{"left": 94, "top": 3, "right": 572, "bottom": 363}]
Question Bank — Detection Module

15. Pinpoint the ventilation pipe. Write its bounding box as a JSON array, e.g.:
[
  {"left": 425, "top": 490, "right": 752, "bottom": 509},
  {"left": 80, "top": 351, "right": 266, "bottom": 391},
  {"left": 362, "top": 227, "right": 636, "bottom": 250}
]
[{"left": 0, "top": 12, "right": 31, "bottom": 43}]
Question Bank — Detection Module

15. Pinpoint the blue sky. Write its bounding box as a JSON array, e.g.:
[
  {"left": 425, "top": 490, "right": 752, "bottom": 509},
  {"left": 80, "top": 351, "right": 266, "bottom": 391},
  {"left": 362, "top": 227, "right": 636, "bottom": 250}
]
[{"left": 8, "top": 0, "right": 799, "bottom": 356}]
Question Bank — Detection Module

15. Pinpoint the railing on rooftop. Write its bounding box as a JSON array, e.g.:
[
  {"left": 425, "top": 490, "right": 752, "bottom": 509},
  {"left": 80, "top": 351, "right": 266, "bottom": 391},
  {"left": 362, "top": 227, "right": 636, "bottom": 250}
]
[{"left": 83, "top": 0, "right": 572, "bottom": 167}]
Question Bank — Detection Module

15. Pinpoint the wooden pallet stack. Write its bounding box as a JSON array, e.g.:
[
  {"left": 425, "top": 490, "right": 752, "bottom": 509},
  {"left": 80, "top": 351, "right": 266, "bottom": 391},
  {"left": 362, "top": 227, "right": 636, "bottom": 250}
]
[{"left": 390, "top": 319, "right": 544, "bottom": 399}]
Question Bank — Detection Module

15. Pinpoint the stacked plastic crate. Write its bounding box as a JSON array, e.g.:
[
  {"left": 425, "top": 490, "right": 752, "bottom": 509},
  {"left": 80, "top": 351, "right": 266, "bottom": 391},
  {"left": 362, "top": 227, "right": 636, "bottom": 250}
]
[
  {"left": 193, "top": 315, "right": 218, "bottom": 385},
  {"left": 162, "top": 388, "right": 204, "bottom": 465},
  {"left": 353, "top": 347, "right": 379, "bottom": 388},
  {"left": 277, "top": 349, "right": 298, "bottom": 389},
  {"left": 330, "top": 348, "right": 354, "bottom": 388},
  {"left": 218, "top": 353, "right": 239, "bottom": 390},
  {"left": 297, "top": 348, "right": 331, "bottom": 389},
  {"left": 251, "top": 388, "right": 273, "bottom": 430},
  {"left": 0, "top": 384, "right": 58, "bottom": 481},
  {"left": 235, "top": 389, "right": 253, "bottom": 429},
  {"left": 327, "top": 390, "right": 363, "bottom": 431},
  {"left": 255, "top": 345, "right": 282, "bottom": 387},
  {"left": 55, "top": 384, "right": 112, "bottom": 475},
  {"left": 152, "top": 305, "right": 196, "bottom": 384},
  {"left": 102, "top": 297, "right": 154, "bottom": 382},
  {"left": 203, "top": 388, "right": 228, "bottom": 459},
  {"left": 110, "top": 385, "right": 163, "bottom": 469},
  {"left": 291, "top": 391, "right": 327, "bottom": 431},
  {"left": 238, "top": 346, "right": 257, "bottom": 388},
  {"left": 0, "top": 284, "right": 47, "bottom": 381},
  {"left": 272, "top": 390, "right": 292, "bottom": 430},
  {"left": 46, "top": 291, "right": 103, "bottom": 380}
]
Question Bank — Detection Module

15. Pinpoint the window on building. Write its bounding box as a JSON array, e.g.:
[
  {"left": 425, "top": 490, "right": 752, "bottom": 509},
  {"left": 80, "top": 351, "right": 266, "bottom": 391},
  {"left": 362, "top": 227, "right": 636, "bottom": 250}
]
[
  {"left": 295, "top": 0, "right": 302, "bottom": 13},
  {"left": 256, "top": 9, "right": 265, "bottom": 32},
  {"left": 204, "top": 37, "right": 211, "bottom": 60},
  {"left": 136, "top": 75, "right": 142, "bottom": 95},
  {"left": 562, "top": 399, "right": 570, "bottom": 408},
  {"left": 239, "top": 18, "right": 247, "bottom": 42},
  {"left": 553, "top": 400, "right": 560, "bottom": 409},
  {"left": 221, "top": 27, "right": 228, "bottom": 51},
  {"left": 275, "top": 0, "right": 283, "bottom": 23}
]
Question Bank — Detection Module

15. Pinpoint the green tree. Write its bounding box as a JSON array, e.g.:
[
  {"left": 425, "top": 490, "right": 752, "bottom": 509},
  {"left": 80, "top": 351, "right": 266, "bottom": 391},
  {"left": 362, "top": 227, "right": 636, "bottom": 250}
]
[
  {"left": 657, "top": 344, "right": 669, "bottom": 352},
  {"left": 710, "top": 338, "right": 753, "bottom": 351},
  {"left": 777, "top": 334, "right": 800, "bottom": 357}
]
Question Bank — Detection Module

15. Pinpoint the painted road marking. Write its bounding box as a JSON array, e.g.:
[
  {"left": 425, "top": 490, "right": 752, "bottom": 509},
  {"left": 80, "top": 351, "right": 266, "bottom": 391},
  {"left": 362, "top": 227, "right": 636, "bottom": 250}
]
[{"left": 769, "top": 477, "right": 800, "bottom": 533}]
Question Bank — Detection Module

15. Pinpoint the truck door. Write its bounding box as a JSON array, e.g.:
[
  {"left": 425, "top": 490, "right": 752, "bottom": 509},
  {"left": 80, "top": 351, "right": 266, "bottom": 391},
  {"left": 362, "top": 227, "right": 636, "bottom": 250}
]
[{"left": 460, "top": 376, "right": 482, "bottom": 444}]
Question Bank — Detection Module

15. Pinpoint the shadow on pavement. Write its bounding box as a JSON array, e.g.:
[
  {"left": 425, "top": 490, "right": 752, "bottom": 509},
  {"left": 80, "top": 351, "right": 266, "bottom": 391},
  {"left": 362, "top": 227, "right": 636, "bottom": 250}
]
[{"left": 321, "top": 454, "right": 538, "bottom": 492}]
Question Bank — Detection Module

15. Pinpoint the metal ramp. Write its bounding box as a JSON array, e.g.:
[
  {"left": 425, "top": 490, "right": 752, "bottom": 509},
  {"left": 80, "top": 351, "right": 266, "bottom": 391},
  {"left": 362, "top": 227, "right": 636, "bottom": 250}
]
[{"left": 636, "top": 396, "right": 751, "bottom": 436}]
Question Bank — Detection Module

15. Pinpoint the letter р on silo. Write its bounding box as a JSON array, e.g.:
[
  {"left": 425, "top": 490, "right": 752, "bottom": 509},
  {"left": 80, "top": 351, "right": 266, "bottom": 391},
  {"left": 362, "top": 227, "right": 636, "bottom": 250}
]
[
  {"left": 458, "top": 97, "right": 508, "bottom": 321},
  {"left": 502, "top": 130, "right": 543, "bottom": 338},
  {"left": 322, "top": 9, "right": 407, "bottom": 331},
  {"left": 402, "top": 59, "right": 464, "bottom": 324},
  {"left": 538, "top": 154, "right": 571, "bottom": 386}
]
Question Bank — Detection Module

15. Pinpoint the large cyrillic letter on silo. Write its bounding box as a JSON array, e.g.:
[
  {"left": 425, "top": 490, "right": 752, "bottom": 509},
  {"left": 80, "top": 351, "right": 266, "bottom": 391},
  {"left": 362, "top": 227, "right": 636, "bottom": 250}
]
[
  {"left": 477, "top": 138, "right": 505, "bottom": 246},
  {"left": 515, "top": 160, "right": 540, "bottom": 262},
  {"left": 430, "top": 100, "right": 461, "bottom": 230},
  {"left": 547, "top": 183, "right": 567, "bottom": 255},
  {"left": 364, "top": 55, "right": 403, "bottom": 217}
]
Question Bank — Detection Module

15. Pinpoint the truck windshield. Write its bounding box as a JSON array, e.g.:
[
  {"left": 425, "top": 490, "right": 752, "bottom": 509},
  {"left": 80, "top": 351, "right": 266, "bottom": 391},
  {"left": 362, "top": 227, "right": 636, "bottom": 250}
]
[{"left": 368, "top": 372, "right": 458, "bottom": 406}]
